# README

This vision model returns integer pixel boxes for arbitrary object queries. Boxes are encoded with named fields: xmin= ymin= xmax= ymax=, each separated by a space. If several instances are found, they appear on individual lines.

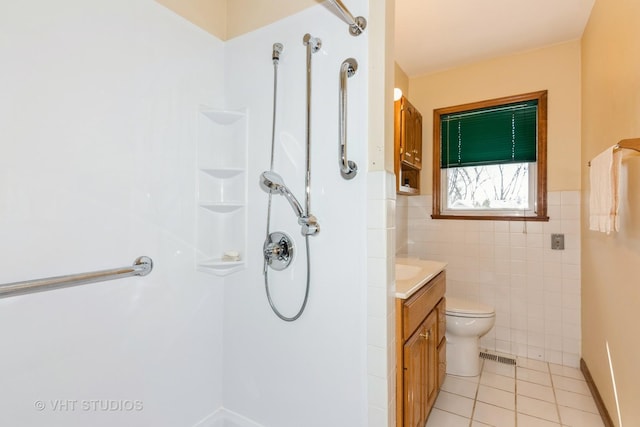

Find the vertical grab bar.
xmin=339 ymin=58 xmax=358 ymax=180
xmin=301 ymin=34 xmax=321 ymax=235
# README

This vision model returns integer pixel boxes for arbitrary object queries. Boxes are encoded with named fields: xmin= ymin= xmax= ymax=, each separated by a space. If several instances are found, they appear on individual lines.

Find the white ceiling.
xmin=395 ymin=0 xmax=596 ymax=78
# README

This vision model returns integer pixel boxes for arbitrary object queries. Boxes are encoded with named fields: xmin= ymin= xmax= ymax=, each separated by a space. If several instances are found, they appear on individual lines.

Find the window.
xmin=432 ymin=91 xmax=548 ymax=221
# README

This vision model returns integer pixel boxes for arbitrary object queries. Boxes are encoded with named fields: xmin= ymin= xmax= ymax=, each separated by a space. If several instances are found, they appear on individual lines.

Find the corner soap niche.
xmin=197 ymin=107 xmax=247 ymax=277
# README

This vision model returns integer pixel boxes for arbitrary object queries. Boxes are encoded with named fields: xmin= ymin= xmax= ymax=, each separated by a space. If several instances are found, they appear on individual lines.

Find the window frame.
xmin=432 ymin=90 xmax=549 ymax=221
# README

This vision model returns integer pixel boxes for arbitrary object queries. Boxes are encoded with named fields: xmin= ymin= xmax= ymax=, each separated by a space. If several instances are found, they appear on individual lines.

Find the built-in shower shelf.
xmin=201 ymin=168 xmax=244 ymax=179
xmin=199 ymin=202 xmax=244 ymax=213
xmin=201 ymin=109 xmax=245 ymax=125
xmin=197 ymin=106 xmax=247 ymax=277
xmin=197 ymin=259 xmax=245 ymax=276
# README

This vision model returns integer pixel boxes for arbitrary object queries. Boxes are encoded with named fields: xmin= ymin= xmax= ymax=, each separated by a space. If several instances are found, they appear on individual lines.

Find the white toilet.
xmin=445 ymin=296 xmax=496 ymax=377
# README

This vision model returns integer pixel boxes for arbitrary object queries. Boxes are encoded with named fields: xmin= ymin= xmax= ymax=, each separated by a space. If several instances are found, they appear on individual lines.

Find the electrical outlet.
xmin=551 ymin=234 xmax=565 ymax=250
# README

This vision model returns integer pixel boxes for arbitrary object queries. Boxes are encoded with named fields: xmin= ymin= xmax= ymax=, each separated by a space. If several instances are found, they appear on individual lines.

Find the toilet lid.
xmin=445 ymin=296 xmax=495 ymax=317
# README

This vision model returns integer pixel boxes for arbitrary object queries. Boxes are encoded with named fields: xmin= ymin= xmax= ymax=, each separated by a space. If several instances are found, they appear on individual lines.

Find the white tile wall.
xmin=396 ymin=191 xmax=581 ymax=367
xmin=367 ymin=171 xmax=397 ymax=426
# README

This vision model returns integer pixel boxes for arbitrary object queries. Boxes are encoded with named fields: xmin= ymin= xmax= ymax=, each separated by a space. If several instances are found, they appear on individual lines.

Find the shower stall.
xmin=0 ymin=1 xmax=389 ymax=427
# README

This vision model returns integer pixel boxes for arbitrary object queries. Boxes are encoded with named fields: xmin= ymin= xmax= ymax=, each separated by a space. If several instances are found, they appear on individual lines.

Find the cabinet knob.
xmin=420 ymin=331 xmax=430 ymax=340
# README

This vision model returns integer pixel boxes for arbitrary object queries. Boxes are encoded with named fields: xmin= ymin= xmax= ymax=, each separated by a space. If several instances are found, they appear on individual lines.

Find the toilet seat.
xmin=446 ymin=296 xmax=495 ymax=318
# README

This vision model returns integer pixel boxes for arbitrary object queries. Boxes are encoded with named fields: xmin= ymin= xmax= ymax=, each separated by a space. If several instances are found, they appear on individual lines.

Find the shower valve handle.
xmin=263 ymin=232 xmax=294 ymax=271
xmin=265 ymin=238 xmax=289 ymax=261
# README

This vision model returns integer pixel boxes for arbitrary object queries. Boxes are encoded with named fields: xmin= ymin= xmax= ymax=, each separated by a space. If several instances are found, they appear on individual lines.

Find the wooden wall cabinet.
xmin=396 ymin=271 xmax=446 ymax=427
xmin=394 ymin=96 xmax=423 ymax=195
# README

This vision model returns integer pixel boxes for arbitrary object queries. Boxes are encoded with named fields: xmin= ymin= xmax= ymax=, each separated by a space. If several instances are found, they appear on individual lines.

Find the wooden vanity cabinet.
xmin=396 ymin=271 xmax=446 ymax=427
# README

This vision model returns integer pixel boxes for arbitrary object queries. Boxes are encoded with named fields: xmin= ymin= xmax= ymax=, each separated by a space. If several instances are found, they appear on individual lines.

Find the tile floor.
xmin=426 ymin=356 xmax=605 ymax=427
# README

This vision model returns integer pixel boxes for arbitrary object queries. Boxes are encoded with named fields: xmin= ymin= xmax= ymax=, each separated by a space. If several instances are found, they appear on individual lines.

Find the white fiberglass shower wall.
xmin=0 ymin=1 xmax=225 ymax=426
xmin=0 ymin=0 xmax=373 ymax=426
xmin=221 ymin=3 xmax=370 ymax=426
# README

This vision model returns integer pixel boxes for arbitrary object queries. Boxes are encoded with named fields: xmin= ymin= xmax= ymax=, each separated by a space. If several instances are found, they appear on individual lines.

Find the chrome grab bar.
xmin=0 ymin=256 xmax=153 ymax=299
xmin=327 ymin=0 xmax=367 ymax=36
xmin=339 ymin=58 xmax=358 ymax=180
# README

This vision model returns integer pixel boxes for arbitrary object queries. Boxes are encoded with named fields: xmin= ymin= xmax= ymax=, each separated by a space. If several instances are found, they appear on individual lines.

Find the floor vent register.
xmin=479 ymin=351 xmax=516 ymax=365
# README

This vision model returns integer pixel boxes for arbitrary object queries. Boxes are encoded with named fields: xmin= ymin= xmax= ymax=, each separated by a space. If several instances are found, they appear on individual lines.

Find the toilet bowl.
xmin=445 ymin=296 xmax=495 ymax=377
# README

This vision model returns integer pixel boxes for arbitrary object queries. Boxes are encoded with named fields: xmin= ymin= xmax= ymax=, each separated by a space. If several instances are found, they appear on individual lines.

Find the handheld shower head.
xmin=260 ymin=171 xmax=304 ymax=218
xmin=261 ymin=171 xmax=284 ymax=192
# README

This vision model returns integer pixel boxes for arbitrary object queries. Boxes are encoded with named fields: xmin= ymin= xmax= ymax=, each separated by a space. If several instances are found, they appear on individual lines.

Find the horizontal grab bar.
xmin=0 ymin=256 xmax=153 ymax=299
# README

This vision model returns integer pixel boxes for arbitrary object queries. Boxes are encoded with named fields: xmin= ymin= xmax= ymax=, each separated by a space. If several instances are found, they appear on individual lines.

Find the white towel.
xmin=589 ymin=146 xmax=623 ymax=234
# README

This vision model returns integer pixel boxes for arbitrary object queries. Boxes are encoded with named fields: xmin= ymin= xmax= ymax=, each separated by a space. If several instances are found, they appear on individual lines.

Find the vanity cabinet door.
xmin=403 ymin=310 xmax=438 ymax=427
xmin=436 ymin=298 xmax=447 ymax=388
xmin=423 ymin=310 xmax=438 ymax=414
xmin=403 ymin=328 xmax=426 ymax=427
xmin=399 ymin=99 xmax=423 ymax=169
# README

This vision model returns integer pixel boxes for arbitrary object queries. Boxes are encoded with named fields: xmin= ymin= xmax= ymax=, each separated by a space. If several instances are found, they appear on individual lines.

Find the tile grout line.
xmin=468 ymin=358 xmax=483 ymax=427
xmin=549 ymin=362 xmax=563 ymax=425
xmin=514 ymin=360 xmax=518 ymax=427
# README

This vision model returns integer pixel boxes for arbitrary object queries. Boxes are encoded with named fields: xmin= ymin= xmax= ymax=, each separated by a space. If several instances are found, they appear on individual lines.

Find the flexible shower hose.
xmin=263 ymin=43 xmax=311 ymax=322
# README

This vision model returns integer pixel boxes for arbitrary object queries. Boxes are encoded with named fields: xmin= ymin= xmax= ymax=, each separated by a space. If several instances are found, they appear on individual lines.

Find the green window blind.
xmin=441 ymin=100 xmax=538 ymax=168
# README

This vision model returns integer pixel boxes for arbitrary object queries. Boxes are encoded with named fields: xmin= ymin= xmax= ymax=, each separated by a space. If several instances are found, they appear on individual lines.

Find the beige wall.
xmin=226 ymin=0 xmax=317 ymax=40
xmin=155 ymin=0 xmax=317 ymax=40
xmin=155 ymin=0 xmax=227 ymax=39
xmin=394 ymin=62 xmax=409 ymax=99
xmin=409 ymin=41 xmax=582 ymax=194
xmin=581 ymin=0 xmax=640 ymax=425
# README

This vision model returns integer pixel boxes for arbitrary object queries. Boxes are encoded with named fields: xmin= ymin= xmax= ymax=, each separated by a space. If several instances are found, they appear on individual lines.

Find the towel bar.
xmin=588 ymin=138 xmax=640 ymax=166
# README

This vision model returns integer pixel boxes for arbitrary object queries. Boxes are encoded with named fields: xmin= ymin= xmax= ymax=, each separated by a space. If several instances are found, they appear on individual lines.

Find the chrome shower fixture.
xmin=263 ymin=231 xmax=294 ymax=271
xmin=303 ymin=34 xmax=322 ymax=53
xmin=272 ymin=43 xmax=283 ymax=65
xmin=327 ymin=0 xmax=367 ymax=36
xmin=261 ymin=171 xmax=303 ymax=218
xmin=339 ymin=58 xmax=358 ymax=180
xmin=260 ymin=171 xmax=320 ymax=236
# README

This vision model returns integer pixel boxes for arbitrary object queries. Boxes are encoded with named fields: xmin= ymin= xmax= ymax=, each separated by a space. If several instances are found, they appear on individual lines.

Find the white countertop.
xmin=395 ymin=257 xmax=447 ymax=299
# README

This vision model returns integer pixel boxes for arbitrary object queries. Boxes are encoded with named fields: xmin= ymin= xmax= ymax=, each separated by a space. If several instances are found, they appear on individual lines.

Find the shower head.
xmin=260 ymin=171 xmax=304 ymax=218
xmin=261 ymin=171 xmax=284 ymax=192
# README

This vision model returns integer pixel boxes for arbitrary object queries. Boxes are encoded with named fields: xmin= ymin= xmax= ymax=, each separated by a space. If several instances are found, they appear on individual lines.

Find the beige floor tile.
xmin=551 ymin=374 xmax=591 ymax=395
xmin=425 ymin=408 xmax=470 ymax=427
xmin=558 ymin=406 xmax=605 ymax=427
xmin=548 ymin=363 xmax=584 ymax=380
xmin=483 ymin=359 xmax=516 ymax=378
xmin=441 ymin=375 xmax=479 ymax=399
xmin=516 ymin=379 xmax=555 ymax=403
xmin=517 ymin=367 xmax=552 ymax=386
xmin=517 ymin=357 xmax=550 ymax=373
xmin=555 ymin=389 xmax=598 ymax=413
xmin=480 ymin=371 xmax=515 ymax=392
xmin=517 ymin=413 xmax=562 ymax=427
xmin=477 ymin=384 xmax=515 ymax=410
xmin=434 ymin=390 xmax=475 ymax=418
xmin=473 ymin=401 xmax=516 ymax=427
xmin=517 ymin=395 xmax=560 ymax=423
